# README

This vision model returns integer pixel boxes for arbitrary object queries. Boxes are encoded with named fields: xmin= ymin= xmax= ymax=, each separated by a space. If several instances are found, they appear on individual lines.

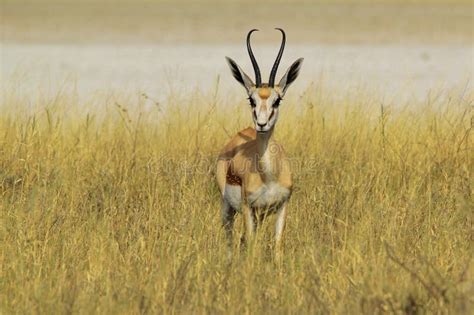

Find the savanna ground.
xmin=1 ymin=0 xmax=473 ymax=314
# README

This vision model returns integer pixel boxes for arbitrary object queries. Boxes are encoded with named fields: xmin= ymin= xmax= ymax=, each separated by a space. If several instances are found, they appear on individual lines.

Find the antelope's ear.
xmin=226 ymin=57 xmax=254 ymax=93
xmin=278 ymin=58 xmax=304 ymax=95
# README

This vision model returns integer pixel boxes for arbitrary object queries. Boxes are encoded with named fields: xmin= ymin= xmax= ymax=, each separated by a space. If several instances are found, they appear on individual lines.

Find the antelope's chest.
xmin=247 ymin=183 xmax=291 ymax=210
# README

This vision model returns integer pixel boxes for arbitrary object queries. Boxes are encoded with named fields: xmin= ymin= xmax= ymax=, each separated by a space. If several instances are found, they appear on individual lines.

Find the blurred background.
xmin=1 ymin=0 xmax=473 ymax=102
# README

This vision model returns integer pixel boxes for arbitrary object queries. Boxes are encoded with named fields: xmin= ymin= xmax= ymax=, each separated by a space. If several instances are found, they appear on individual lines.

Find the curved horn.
xmin=247 ymin=29 xmax=261 ymax=87
xmin=269 ymin=28 xmax=286 ymax=87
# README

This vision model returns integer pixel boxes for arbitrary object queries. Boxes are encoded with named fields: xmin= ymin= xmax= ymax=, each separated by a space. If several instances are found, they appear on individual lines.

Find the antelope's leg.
xmin=275 ymin=202 xmax=287 ymax=256
xmin=242 ymin=203 xmax=256 ymax=243
xmin=221 ymin=199 xmax=236 ymax=253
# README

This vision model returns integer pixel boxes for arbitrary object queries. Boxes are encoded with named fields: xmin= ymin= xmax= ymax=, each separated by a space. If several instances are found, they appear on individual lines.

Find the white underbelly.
xmin=247 ymin=183 xmax=291 ymax=210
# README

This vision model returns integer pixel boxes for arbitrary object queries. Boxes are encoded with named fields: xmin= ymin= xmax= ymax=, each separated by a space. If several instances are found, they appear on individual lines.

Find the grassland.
xmin=0 ymin=82 xmax=472 ymax=314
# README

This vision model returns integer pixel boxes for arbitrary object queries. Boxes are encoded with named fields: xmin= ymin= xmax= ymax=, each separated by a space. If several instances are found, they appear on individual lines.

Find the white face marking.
xmin=248 ymin=88 xmax=281 ymax=133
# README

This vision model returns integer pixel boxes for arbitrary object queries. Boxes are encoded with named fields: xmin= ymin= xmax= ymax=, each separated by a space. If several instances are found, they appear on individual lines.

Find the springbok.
xmin=216 ymin=28 xmax=303 ymax=257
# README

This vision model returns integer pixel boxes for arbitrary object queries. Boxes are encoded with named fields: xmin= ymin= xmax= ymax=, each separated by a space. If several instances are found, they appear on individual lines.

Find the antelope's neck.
xmin=256 ymin=128 xmax=276 ymax=182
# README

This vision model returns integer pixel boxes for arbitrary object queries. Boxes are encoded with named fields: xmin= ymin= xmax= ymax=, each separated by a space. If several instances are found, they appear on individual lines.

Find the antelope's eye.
xmin=273 ymin=97 xmax=282 ymax=108
xmin=248 ymin=97 xmax=256 ymax=107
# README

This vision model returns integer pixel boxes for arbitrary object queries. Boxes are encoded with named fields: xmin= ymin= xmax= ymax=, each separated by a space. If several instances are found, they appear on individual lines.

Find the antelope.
xmin=216 ymin=28 xmax=303 ymax=257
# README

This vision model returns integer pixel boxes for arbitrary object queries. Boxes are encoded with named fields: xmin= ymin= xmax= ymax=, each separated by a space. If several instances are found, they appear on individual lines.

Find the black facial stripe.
xmin=253 ymin=109 xmax=257 ymax=121
xmin=248 ymin=97 xmax=256 ymax=107
xmin=273 ymin=97 xmax=282 ymax=108
xmin=269 ymin=109 xmax=275 ymax=121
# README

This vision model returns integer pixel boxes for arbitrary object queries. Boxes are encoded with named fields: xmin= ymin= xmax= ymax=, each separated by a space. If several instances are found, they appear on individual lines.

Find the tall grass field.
xmin=0 ymin=83 xmax=472 ymax=314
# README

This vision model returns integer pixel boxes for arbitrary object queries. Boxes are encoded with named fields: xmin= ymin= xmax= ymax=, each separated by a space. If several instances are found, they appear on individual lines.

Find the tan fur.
xmin=217 ymin=126 xmax=292 ymax=257
xmin=217 ymin=127 xmax=292 ymax=198
xmin=216 ymin=127 xmax=256 ymax=192
xmin=258 ymin=88 xmax=271 ymax=99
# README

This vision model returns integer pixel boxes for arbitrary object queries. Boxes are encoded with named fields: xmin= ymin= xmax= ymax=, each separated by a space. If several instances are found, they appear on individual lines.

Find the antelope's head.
xmin=226 ymin=28 xmax=303 ymax=133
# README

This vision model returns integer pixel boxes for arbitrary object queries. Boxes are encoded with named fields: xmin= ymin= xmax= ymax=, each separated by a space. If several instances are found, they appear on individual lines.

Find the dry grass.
xmin=0 ymin=81 xmax=472 ymax=313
